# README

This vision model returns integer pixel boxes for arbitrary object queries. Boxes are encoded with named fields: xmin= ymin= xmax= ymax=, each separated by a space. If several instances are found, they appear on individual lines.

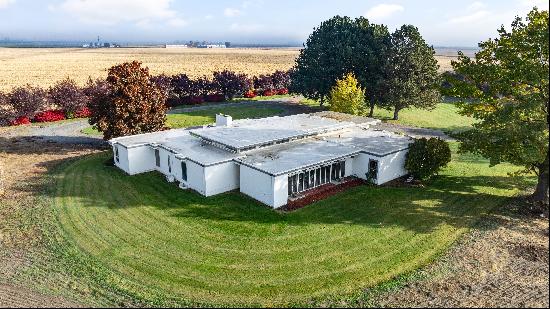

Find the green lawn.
xmin=370 ymin=103 xmax=475 ymax=133
xmin=81 ymin=105 xmax=285 ymax=136
xmin=299 ymin=98 xmax=475 ymax=134
xmin=51 ymin=143 xmax=534 ymax=307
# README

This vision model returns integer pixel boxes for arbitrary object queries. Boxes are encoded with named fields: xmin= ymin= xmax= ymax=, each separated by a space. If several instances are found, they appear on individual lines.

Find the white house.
xmin=109 ymin=113 xmax=412 ymax=208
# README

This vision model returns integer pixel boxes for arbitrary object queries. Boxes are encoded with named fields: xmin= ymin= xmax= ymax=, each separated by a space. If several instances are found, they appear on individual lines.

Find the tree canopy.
xmin=382 ymin=25 xmax=440 ymax=120
xmin=447 ymin=8 xmax=549 ymax=204
xmin=88 ymin=61 xmax=167 ymax=140
xmin=290 ymin=16 xmax=390 ymax=108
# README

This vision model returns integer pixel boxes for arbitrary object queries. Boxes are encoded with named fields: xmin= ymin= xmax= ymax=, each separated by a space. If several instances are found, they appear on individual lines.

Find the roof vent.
xmin=216 ymin=114 xmax=233 ymax=127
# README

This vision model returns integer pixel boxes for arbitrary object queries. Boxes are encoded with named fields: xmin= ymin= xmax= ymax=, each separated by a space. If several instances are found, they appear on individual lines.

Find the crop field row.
xmin=0 ymin=48 xmax=455 ymax=91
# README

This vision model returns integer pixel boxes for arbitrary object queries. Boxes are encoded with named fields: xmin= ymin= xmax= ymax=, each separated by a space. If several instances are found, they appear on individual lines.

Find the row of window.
xmin=288 ymin=160 xmax=346 ymax=195
xmin=155 ymin=149 xmax=187 ymax=181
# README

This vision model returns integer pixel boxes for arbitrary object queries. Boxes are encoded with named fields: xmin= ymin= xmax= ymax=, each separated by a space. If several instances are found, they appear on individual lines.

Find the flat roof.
xmin=189 ymin=114 xmax=355 ymax=152
xmin=161 ymin=134 xmax=243 ymax=166
xmin=109 ymin=128 xmax=190 ymax=148
xmin=237 ymin=128 xmax=412 ymax=176
xmin=110 ymin=129 xmax=240 ymax=166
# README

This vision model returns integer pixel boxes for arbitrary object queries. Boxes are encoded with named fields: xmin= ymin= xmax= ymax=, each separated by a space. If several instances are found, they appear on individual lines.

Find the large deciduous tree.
xmin=448 ymin=8 xmax=549 ymax=205
xmin=290 ymin=16 xmax=390 ymax=109
xmin=88 ymin=61 xmax=167 ymax=140
xmin=382 ymin=25 xmax=440 ymax=120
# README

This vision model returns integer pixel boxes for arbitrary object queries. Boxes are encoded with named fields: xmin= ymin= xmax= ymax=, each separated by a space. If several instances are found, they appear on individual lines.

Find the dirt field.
xmin=0 ymin=47 xmax=455 ymax=91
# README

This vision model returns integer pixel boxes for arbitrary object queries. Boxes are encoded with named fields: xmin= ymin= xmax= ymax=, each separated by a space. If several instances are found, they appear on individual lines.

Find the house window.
xmin=114 ymin=146 xmax=119 ymax=163
xmin=315 ymin=168 xmax=321 ymax=186
xmin=368 ymin=159 xmax=379 ymax=181
xmin=181 ymin=161 xmax=187 ymax=181
xmin=168 ymin=156 xmax=172 ymax=173
xmin=298 ymin=173 xmax=304 ymax=192
xmin=155 ymin=149 xmax=160 ymax=167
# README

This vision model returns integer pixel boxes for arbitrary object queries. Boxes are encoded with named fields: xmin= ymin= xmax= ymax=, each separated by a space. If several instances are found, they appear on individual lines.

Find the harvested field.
xmin=0 ymin=47 xmax=456 ymax=91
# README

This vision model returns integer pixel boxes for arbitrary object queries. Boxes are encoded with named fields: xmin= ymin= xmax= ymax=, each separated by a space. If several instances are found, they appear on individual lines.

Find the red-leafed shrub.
xmin=205 ymin=94 xmax=225 ymax=102
xmin=212 ymin=70 xmax=251 ymax=100
xmin=271 ymin=70 xmax=291 ymax=90
xmin=184 ymin=96 xmax=205 ymax=105
xmin=262 ymin=89 xmax=276 ymax=97
xmin=8 ymin=85 xmax=47 ymax=120
xmin=244 ymin=90 xmax=256 ymax=98
xmin=48 ymin=78 xmax=89 ymax=117
xmin=253 ymin=74 xmax=274 ymax=93
xmin=73 ymin=107 xmax=92 ymax=118
xmin=33 ymin=110 xmax=66 ymax=123
xmin=277 ymin=88 xmax=289 ymax=95
xmin=10 ymin=116 xmax=31 ymax=126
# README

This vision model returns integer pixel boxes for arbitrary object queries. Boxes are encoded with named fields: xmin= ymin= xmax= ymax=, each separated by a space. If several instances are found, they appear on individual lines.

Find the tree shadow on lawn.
xmin=46 ymin=152 xmax=532 ymax=235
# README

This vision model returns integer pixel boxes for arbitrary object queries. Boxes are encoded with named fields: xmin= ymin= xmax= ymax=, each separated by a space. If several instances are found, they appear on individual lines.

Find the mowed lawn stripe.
xmin=52 ymin=143 xmax=534 ymax=306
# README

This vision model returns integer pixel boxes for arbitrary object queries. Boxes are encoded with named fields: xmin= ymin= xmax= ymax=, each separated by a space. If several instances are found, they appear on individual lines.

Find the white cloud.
xmin=365 ymin=4 xmax=404 ymax=20
xmin=57 ymin=0 xmax=177 ymax=25
xmin=205 ymin=14 xmax=214 ymax=20
xmin=0 ymin=0 xmax=15 ymax=9
xmin=449 ymin=10 xmax=489 ymax=24
xmin=224 ymin=8 xmax=242 ymax=17
xmin=467 ymin=1 xmax=487 ymax=11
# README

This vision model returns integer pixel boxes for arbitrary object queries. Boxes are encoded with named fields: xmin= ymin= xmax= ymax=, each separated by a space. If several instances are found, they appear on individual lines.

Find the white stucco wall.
xmin=113 ymin=144 xmax=130 ymax=174
xmin=272 ymin=174 xmax=288 ymax=208
xmin=352 ymin=151 xmax=408 ymax=185
xmin=204 ymin=162 xmax=240 ymax=196
xmin=181 ymin=160 xmax=206 ymax=195
xmin=240 ymin=165 xmax=288 ymax=208
xmin=377 ymin=150 xmax=409 ymax=184
xmin=127 ymin=146 xmax=156 ymax=175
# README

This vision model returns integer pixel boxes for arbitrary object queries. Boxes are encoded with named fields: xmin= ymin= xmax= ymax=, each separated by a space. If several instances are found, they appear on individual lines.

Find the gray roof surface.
xmin=189 ymin=114 xmax=355 ymax=151
xmin=237 ymin=128 xmax=412 ymax=175
xmin=109 ymin=114 xmax=411 ymax=171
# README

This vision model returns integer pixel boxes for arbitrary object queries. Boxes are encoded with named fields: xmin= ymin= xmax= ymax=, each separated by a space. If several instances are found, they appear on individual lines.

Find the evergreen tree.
xmin=382 ymin=25 xmax=440 ymax=120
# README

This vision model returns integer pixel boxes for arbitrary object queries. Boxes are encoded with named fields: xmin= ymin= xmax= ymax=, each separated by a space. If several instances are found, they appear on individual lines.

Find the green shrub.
xmin=328 ymin=73 xmax=365 ymax=115
xmin=405 ymin=138 xmax=451 ymax=180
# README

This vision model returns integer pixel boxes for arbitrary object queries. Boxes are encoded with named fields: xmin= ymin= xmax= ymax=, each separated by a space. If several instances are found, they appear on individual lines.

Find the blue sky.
xmin=0 ymin=0 xmax=547 ymax=46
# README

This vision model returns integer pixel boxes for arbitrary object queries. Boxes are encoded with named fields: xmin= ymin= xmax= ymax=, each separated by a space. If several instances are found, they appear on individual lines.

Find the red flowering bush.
xmin=33 ymin=109 xmax=66 ymax=123
xmin=244 ymin=90 xmax=256 ymax=98
xmin=277 ymin=88 xmax=289 ymax=95
xmin=73 ymin=107 xmax=92 ymax=118
xmin=10 ymin=116 xmax=31 ymax=126
xmin=262 ymin=89 xmax=276 ymax=97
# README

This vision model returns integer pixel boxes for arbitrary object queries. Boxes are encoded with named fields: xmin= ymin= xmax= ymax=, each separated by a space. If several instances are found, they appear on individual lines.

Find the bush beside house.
xmin=405 ymin=137 xmax=451 ymax=180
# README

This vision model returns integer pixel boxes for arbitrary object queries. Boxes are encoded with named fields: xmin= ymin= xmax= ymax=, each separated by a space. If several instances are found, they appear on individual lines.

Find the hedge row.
xmin=0 ymin=69 xmax=292 ymax=126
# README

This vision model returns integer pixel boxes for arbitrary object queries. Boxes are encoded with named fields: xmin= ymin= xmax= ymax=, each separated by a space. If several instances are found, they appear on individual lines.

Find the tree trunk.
xmin=393 ymin=107 xmax=400 ymax=120
xmin=319 ymin=95 xmax=324 ymax=107
xmin=532 ymin=153 xmax=549 ymax=205
xmin=368 ymin=101 xmax=375 ymax=117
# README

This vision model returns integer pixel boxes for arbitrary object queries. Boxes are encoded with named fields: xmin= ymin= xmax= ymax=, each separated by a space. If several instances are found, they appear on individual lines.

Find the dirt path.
xmin=372 ymin=202 xmax=549 ymax=308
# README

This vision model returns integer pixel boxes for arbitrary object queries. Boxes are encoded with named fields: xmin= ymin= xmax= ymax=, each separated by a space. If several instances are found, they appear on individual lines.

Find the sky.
xmin=0 ymin=0 xmax=548 ymax=46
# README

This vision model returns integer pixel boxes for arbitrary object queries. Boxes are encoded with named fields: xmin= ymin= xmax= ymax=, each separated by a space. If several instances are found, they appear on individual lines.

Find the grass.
xmin=50 ymin=143 xmax=535 ymax=306
xmin=81 ymin=105 xmax=285 ymax=136
xmin=298 ymin=99 xmax=475 ymax=134
xmin=371 ymin=103 xmax=476 ymax=133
